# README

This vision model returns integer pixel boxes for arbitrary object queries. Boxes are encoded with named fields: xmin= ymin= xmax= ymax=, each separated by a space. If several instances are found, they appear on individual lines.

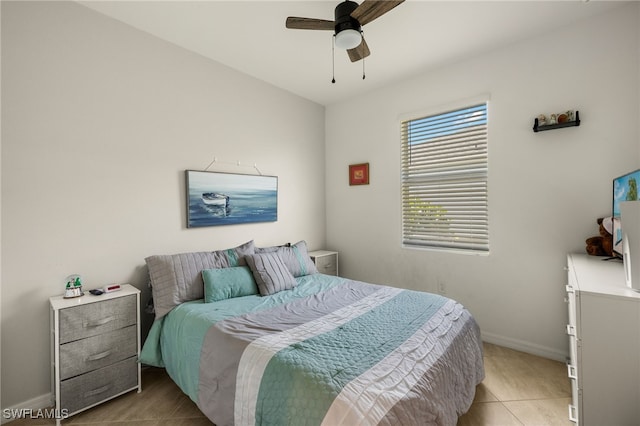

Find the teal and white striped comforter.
xmin=140 ymin=274 xmax=484 ymax=426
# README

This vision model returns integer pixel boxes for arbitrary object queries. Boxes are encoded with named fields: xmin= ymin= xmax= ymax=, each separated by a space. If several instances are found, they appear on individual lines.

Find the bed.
xmin=139 ymin=240 xmax=484 ymax=426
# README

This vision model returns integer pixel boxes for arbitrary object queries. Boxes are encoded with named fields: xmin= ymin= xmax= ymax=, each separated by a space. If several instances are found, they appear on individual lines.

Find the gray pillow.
xmin=276 ymin=240 xmax=318 ymax=277
xmin=245 ymin=252 xmax=297 ymax=296
xmin=255 ymin=242 xmax=291 ymax=253
xmin=145 ymin=240 xmax=255 ymax=319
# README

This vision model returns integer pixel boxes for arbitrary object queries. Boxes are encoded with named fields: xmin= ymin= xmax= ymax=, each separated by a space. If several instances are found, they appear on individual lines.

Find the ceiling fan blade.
xmin=347 ymin=37 xmax=370 ymax=62
xmin=351 ymin=0 xmax=405 ymax=26
xmin=286 ymin=17 xmax=335 ymax=30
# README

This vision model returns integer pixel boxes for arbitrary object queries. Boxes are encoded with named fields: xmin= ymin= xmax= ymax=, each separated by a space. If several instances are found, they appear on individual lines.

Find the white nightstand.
xmin=49 ymin=284 xmax=141 ymax=425
xmin=309 ymin=250 xmax=339 ymax=276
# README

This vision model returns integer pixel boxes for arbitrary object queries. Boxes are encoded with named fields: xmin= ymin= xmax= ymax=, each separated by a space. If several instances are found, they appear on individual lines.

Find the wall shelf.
xmin=533 ymin=110 xmax=580 ymax=132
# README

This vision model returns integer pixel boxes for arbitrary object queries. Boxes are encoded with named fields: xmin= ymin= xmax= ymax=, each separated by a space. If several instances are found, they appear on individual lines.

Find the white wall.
xmin=0 ymin=0 xmax=3 ymax=412
xmin=326 ymin=4 xmax=640 ymax=360
xmin=1 ymin=1 xmax=325 ymax=409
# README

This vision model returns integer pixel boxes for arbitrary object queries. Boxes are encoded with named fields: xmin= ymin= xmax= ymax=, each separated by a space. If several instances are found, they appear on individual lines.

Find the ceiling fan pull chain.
xmin=332 ymin=35 xmax=336 ymax=84
xmin=361 ymin=30 xmax=366 ymax=80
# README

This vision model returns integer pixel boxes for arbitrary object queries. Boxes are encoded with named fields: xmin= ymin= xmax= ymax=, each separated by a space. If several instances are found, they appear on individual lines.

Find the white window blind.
xmin=401 ymin=103 xmax=489 ymax=252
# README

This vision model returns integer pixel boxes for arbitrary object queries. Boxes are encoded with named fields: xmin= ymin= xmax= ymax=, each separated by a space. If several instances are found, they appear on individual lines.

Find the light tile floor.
xmin=7 ymin=343 xmax=571 ymax=425
xmin=458 ymin=343 xmax=572 ymax=426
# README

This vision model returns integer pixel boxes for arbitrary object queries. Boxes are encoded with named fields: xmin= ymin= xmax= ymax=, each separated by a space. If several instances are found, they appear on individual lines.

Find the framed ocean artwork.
xmin=186 ymin=170 xmax=278 ymax=228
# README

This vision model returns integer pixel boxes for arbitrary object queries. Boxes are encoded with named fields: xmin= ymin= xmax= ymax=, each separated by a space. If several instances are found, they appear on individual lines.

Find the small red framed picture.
xmin=349 ymin=163 xmax=369 ymax=186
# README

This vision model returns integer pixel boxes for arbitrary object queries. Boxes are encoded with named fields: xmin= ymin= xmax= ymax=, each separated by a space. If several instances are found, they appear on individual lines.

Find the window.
xmin=401 ymin=103 xmax=488 ymax=252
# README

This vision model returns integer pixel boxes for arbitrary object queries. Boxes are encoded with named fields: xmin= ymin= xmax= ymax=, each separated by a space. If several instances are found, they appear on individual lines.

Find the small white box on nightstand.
xmin=102 ymin=283 xmax=122 ymax=293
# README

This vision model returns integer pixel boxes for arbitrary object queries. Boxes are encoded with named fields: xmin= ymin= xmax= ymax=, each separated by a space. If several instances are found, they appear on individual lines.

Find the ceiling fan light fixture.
xmin=335 ymin=29 xmax=361 ymax=50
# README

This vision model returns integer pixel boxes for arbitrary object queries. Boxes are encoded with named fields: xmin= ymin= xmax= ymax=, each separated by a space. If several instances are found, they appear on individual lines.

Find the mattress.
xmin=140 ymin=273 xmax=484 ymax=425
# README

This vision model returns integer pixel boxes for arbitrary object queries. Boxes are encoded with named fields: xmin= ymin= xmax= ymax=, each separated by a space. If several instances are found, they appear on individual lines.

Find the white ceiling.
xmin=79 ymin=1 xmax=626 ymax=106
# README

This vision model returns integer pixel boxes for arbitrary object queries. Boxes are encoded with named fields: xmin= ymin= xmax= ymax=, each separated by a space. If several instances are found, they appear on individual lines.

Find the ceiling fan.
xmin=285 ymin=0 xmax=405 ymax=63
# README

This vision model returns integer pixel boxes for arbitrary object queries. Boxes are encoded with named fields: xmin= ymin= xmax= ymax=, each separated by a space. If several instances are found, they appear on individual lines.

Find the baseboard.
xmin=481 ymin=331 xmax=569 ymax=362
xmin=1 ymin=393 xmax=53 ymax=425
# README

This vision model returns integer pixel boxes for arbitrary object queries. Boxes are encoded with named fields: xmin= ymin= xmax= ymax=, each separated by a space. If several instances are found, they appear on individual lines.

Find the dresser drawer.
xmin=60 ymin=325 xmax=137 ymax=380
xmin=567 ymin=334 xmax=580 ymax=373
xmin=569 ymin=377 xmax=581 ymax=423
xmin=59 ymin=295 xmax=136 ymax=344
xmin=60 ymin=356 xmax=138 ymax=415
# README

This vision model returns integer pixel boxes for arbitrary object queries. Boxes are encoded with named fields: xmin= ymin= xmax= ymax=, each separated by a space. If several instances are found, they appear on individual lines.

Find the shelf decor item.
xmin=349 ymin=162 xmax=369 ymax=185
xmin=533 ymin=110 xmax=580 ymax=132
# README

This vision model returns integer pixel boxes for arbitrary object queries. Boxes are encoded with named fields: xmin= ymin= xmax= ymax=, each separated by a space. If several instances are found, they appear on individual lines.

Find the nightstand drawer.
xmin=60 ymin=357 xmax=138 ymax=415
xmin=315 ymin=255 xmax=337 ymax=275
xmin=60 ymin=325 xmax=137 ymax=380
xmin=59 ymin=295 xmax=136 ymax=344
xmin=309 ymin=250 xmax=339 ymax=276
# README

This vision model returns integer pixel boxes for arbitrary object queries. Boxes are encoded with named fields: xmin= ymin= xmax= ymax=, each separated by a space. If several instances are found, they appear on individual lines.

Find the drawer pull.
xmin=565 ymin=284 xmax=574 ymax=293
xmin=567 ymin=363 xmax=577 ymax=380
xmin=85 ymin=316 xmax=115 ymax=328
xmin=86 ymin=350 xmax=113 ymax=362
xmin=84 ymin=384 xmax=111 ymax=398
xmin=568 ymin=404 xmax=578 ymax=423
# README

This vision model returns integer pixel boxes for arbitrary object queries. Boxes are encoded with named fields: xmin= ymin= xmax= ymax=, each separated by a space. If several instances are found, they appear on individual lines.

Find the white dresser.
xmin=565 ymin=253 xmax=640 ymax=425
xmin=50 ymin=284 xmax=141 ymax=425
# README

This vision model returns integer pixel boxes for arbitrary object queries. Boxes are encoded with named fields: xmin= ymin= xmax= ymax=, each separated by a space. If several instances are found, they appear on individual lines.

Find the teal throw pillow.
xmin=202 ymin=266 xmax=258 ymax=303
